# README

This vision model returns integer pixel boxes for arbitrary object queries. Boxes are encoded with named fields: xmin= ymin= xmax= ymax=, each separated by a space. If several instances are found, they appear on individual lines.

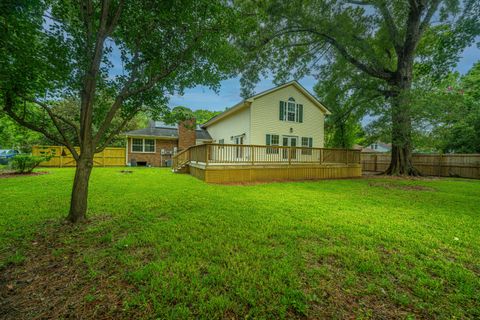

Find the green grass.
xmin=1 ymin=168 xmax=479 ymax=318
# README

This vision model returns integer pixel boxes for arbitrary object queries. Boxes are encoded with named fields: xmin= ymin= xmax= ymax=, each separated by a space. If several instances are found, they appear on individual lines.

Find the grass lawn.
xmin=0 ymin=168 xmax=479 ymax=319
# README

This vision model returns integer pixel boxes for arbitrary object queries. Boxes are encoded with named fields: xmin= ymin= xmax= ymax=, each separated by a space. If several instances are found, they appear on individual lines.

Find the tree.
xmin=424 ymin=62 xmax=480 ymax=153
xmin=161 ymin=106 xmax=222 ymax=125
xmin=236 ymin=0 xmax=479 ymax=175
xmin=193 ymin=109 xmax=222 ymax=125
xmin=313 ymin=57 xmax=382 ymax=148
xmin=1 ymin=0 xmax=238 ymax=222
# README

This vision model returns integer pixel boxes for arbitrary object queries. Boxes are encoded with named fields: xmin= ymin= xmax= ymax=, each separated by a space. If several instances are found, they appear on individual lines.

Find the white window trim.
xmin=266 ymin=134 xmax=280 ymax=154
xmin=301 ymin=137 xmax=313 ymax=148
xmin=131 ymin=138 xmax=156 ymax=153
xmin=281 ymin=99 xmax=303 ymax=123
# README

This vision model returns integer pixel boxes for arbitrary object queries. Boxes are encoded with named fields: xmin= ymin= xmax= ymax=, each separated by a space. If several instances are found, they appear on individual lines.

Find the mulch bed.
xmin=0 ymin=171 xmax=50 ymax=179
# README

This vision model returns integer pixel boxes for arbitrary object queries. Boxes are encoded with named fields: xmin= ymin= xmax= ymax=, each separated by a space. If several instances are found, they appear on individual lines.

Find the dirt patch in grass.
xmin=363 ymin=172 xmax=441 ymax=181
xmin=0 ymin=218 xmax=144 ymax=319
xmin=368 ymin=181 xmax=436 ymax=191
xmin=0 ymin=171 xmax=50 ymax=179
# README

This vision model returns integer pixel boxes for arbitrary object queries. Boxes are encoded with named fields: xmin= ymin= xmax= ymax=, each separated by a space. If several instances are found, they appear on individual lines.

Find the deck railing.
xmin=173 ymin=144 xmax=360 ymax=169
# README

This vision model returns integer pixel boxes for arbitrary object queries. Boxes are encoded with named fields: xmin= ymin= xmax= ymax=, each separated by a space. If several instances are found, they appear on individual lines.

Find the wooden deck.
xmin=173 ymin=144 xmax=362 ymax=183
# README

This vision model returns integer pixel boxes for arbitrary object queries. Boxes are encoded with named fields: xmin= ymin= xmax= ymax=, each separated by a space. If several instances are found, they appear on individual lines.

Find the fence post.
xmin=438 ymin=154 xmax=443 ymax=177
xmin=374 ymin=154 xmax=378 ymax=172
xmin=60 ymin=146 xmax=63 ymax=168
xmin=346 ymin=150 xmax=349 ymax=165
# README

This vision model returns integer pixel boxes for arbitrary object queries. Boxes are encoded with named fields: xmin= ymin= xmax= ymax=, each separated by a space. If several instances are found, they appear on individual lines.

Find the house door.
xmin=234 ymin=136 xmax=244 ymax=158
xmin=282 ymin=136 xmax=297 ymax=160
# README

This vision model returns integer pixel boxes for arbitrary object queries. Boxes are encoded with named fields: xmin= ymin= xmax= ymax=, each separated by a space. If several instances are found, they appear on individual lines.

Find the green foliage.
xmin=1 ymin=168 xmax=480 ymax=317
xmin=0 ymin=113 xmax=46 ymax=152
xmin=314 ymin=57 xmax=381 ymax=148
xmin=236 ymin=0 xmax=479 ymax=94
xmin=193 ymin=109 xmax=222 ymax=124
xmin=162 ymin=106 xmax=222 ymax=125
xmin=0 ymin=0 xmax=240 ymax=149
xmin=405 ymin=62 xmax=480 ymax=153
xmin=9 ymin=154 xmax=48 ymax=173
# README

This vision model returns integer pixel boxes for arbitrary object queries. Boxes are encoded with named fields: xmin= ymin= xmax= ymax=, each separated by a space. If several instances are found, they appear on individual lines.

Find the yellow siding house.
xmin=202 ymin=80 xmax=331 ymax=149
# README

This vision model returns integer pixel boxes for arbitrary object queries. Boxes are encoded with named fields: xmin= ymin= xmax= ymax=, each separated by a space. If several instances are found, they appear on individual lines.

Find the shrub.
xmin=10 ymin=154 xmax=49 ymax=174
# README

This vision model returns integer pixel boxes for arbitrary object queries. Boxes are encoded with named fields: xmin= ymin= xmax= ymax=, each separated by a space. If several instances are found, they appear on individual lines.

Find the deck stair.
xmin=172 ymin=147 xmax=191 ymax=173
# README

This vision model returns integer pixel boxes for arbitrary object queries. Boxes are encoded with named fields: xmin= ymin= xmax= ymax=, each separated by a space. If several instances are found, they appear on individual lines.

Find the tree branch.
xmin=79 ymin=0 xmax=111 ymax=147
xmin=419 ymin=0 xmax=441 ymax=35
xmin=93 ymin=29 xmax=209 ymax=147
xmin=23 ymin=96 xmax=81 ymax=139
xmin=319 ymin=32 xmax=393 ymax=80
xmin=95 ymin=110 xmax=138 ymax=153
xmin=347 ymin=1 xmax=401 ymax=53
xmin=261 ymin=27 xmax=393 ymax=80
xmin=18 ymin=96 xmax=79 ymax=159
xmin=3 ymin=93 xmax=79 ymax=159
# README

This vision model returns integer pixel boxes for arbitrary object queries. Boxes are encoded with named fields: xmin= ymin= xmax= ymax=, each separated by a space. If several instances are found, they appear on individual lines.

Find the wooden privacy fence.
xmin=362 ymin=152 xmax=480 ymax=179
xmin=32 ymin=145 xmax=126 ymax=167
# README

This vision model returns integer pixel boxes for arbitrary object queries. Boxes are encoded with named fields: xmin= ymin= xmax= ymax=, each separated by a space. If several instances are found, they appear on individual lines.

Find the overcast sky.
xmin=167 ymin=41 xmax=479 ymax=112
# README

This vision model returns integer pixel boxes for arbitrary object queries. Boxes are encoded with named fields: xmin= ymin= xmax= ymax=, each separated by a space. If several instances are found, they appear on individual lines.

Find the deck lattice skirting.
xmin=173 ymin=144 xmax=362 ymax=183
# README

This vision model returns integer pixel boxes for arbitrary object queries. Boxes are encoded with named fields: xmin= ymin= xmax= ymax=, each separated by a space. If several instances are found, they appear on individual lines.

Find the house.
xmin=354 ymin=142 xmax=391 ymax=153
xmin=125 ymin=80 xmax=331 ymax=167
xmin=203 ymin=80 xmax=331 ymax=148
xmin=124 ymin=120 xmax=212 ymax=167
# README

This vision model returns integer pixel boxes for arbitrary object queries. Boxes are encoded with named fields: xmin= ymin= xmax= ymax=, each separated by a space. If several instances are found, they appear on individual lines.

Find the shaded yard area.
xmin=0 ymin=168 xmax=479 ymax=319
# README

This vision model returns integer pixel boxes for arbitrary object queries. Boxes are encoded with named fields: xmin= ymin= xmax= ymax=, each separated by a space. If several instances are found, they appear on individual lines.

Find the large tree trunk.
xmin=67 ymin=154 xmax=94 ymax=223
xmin=384 ymin=67 xmax=420 ymax=176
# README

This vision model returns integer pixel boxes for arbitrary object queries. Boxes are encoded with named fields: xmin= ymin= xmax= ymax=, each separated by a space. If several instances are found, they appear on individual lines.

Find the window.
xmin=301 ymin=137 xmax=313 ymax=155
xmin=132 ymin=138 xmax=144 ymax=152
xmin=131 ymin=138 xmax=155 ymax=153
xmin=233 ymin=135 xmax=244 ymax=158
xmin=219 ymin=139 xmax=224 ymax=144
xmin=287 ymin=102 xmax=296 ymax=121
xmin=144 ymin=139 xmax=155 ymax=152
xmin=279 ymin=98 xmax=303 ymax=123
xmin=266 ymin=134 xmax=280 ymax=154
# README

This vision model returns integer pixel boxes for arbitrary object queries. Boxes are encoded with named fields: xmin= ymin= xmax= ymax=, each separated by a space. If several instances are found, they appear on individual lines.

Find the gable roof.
xmin=202 ymin=80 xmax=331 ymax=128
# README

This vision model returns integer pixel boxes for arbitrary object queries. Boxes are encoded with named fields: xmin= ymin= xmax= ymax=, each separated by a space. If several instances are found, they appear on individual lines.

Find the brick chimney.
xmin=178 ymin=118 xmax=196 ymax=150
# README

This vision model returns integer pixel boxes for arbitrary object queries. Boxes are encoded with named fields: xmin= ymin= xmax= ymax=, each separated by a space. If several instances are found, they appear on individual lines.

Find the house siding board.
xmin=250 ymin=84 xmax=325 ymax=148
xmin=127 ymin=138 xmax=177 ymax=167
xmin=206 ymin=106 xmax=251 ymax=144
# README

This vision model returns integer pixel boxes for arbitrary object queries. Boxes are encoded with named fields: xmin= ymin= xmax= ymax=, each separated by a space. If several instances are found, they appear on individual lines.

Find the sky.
xmin=168 ymin=42 xmax=480 ymax=112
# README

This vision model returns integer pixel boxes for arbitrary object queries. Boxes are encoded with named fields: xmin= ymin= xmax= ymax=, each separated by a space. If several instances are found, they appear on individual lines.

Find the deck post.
xmin=320 ymin=148 xmax=323 ymax=165
xmin=251 ymin=145 xmax=254 ymax=165
xmin=288 ymin=146 xmax=291 ymax=165
xmin=206 ymin=145 xmax=210 ymax=166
